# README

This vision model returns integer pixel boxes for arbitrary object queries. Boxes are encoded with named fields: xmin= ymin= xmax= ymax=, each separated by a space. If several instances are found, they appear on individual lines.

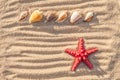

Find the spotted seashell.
xmin=18 ymin=11 xmax=29 ymax=21
xmin=29 ymin=10 xmax=43 ymax=23
xmin=45 ymin=11 xmax=57 ymax=22
xmin=56 ymin=11 xmax=68 ymax=23
xmin=70 ymin=11 xmax=81 ymax=24
xmin=83 ymin=12 xmax=94 ymax=22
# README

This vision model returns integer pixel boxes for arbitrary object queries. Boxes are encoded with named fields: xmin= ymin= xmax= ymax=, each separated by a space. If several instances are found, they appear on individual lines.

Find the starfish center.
xmin=65 ymin=38 xmax=98 ymax=71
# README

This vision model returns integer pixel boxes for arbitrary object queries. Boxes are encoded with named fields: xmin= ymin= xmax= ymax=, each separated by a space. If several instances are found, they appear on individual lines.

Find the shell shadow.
xmin=31 ymin=14 xmax=99 ymax=35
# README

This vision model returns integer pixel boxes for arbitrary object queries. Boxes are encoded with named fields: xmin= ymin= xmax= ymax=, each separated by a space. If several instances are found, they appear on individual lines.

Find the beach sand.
xmin=0 ymin=0 xmax=120 ymax=80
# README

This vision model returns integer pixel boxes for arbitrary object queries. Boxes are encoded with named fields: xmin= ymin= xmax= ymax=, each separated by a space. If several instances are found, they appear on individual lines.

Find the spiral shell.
xmin=56 ymin=11 xmax=68 ymax=23
xmin=45 ymin=11 xmax=57 ymax=22
xmin=29 ymin=10 xmax=43 ymax=23
xmin=18 ymin=11 xmax=29 ymax=21
xmin=83 ymin=12 xmax=94 ymax=22
xmin=70 ymin=11 xmax=81 ymax=24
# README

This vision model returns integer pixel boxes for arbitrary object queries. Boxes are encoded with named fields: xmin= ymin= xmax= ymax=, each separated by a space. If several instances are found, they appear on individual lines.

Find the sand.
xmin=0 ymin=0 xmax=120 ymax=80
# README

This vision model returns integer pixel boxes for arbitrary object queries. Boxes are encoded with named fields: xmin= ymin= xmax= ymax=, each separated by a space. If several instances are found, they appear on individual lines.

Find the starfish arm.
xmin=65 ymin=48 xmax=77 ymax=57
xmin=77 ymin=38 xmax=85 ymax=51
xmin=71 ymin=57 xmax=81 ymax=71
xmin=83 ymin=57 xmax=93 ymax=69
xmin=86 ymin=47 xmax=98 ymax=55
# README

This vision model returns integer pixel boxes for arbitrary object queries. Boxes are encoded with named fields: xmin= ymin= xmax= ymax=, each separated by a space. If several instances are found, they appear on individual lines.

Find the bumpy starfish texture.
xmin=65 ymin=38 xmax=98 ymax=71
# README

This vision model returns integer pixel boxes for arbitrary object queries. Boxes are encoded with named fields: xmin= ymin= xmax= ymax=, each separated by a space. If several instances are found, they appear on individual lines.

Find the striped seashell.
xmin=29 ymin=10 xmax=43 ymax=23
xmin=70 ymin=11 xmax=82 ymax=24
xmin=83 ymin=12 xmax=94 ymax=22
xmin=56 ymin=11 xmax=68 ymax=23
xmin=45 ymin=11 xmax=57 ymax=22
xmin=18 ymin=11 xmax=29 ymax=21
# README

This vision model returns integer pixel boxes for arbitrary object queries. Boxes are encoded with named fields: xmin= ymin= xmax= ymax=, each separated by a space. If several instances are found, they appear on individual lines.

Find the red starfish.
xmin=65 ymin=38 xmax=98 ymax=71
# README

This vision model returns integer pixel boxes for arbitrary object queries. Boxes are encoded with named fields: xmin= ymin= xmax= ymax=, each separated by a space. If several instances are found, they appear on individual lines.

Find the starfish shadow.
xmin=91 ymin=54 xmax=107 ymax=77
xmin=75 ymin=50 xmax=107 ymax=77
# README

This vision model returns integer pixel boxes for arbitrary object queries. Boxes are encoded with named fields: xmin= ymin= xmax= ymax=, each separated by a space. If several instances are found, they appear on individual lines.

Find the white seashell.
xmin=84 ymin=12 xmax=94 ymax=22
xmin=56 ymin=11 xmax=68 ymax=23
xmin=18 ymin=11 xmax=29 ymax=21
xmin=70 ymin=11 xmax=81 ymax=24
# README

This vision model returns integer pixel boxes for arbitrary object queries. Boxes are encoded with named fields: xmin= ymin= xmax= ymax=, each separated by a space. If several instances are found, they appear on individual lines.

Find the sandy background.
xmin=0 ymin=0 xmax=120 ymax=80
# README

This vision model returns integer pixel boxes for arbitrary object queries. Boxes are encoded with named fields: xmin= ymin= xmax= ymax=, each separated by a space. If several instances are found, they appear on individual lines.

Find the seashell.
xmin=83 ymin=12 xmax=94 ymax=22
xmin=56 ymin=11 xmax=68 ymax=23
xmin=29 ymin=10 xmax=43 ymax=23
xmin=18 ymin=11 xmax=29 ymax=21
xmin=45 ymin=11 xmax=57 ymax=22
xmin=70 ymin=11 xmax=82 ymax=24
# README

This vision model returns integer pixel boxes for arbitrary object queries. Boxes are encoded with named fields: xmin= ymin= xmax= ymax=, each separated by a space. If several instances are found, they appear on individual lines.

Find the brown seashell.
xmin=29 ymin=10 xmax=43 ymax=23
xmin=83 ymin=12 xmax=94 ymax=22
xmin=18 ymin=11 xmax=29 ymax=21
xmin=56 ymin=11 xmax=68 ymax=23
xmin=45 ymin=11 xmax=57 ymax=22
xmin=70 ymin=11 xmax=82 ymax=24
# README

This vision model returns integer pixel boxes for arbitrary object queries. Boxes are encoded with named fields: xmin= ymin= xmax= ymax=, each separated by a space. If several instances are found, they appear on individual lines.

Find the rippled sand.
xmin=0 ymin=0 xmax=120 ymax=80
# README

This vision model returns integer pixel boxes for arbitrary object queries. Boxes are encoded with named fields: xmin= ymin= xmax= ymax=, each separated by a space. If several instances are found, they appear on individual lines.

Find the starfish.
xmin=65 ymin=38 xmax=98 ymax=71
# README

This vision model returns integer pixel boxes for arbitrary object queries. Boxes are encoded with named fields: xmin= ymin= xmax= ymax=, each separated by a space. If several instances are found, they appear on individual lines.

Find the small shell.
xmin=70 ymin=11 xmax=81 ymax=24
xmin=56 ymin=11 xmax=68 ymax=23
xmin=18 ymin=11 xmax=29 ymax=21
xmin=45 ymin=11 xmax=57 ymax=22
xmin=29 ymin=10 xmax=43 ymax=23
xmin=84 ymin=12 xmax=94 ymax=22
